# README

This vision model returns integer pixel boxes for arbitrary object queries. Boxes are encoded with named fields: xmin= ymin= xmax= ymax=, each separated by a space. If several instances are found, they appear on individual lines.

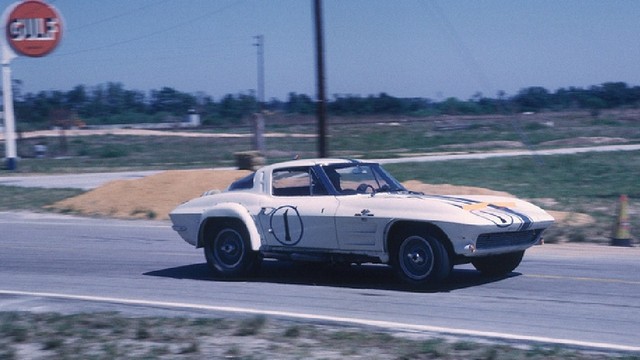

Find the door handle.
xmin=355 ymin=209 xmax=374 ymax=217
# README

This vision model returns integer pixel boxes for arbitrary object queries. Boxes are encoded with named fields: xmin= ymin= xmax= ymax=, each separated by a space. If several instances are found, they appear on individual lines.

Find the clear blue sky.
xmin=3 ymin=0 xmax=640 ymax=101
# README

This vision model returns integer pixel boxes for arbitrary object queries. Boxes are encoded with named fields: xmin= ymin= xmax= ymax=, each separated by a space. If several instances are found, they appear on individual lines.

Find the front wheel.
xmin=204 ymin=224 xmax=259 ymax=278
xmin=471 ymin=250 xmax=524 ymax=276
xmin=393 ymin=234 xmax=451 ymax=286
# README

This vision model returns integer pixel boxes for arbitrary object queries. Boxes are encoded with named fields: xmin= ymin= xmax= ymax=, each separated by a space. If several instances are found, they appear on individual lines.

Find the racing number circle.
xmin=269 ymin=206 xmax=304 ymax=246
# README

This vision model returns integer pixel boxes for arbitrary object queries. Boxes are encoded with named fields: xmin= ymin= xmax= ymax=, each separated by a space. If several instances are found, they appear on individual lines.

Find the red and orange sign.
xmin=5 ymin=0 xmax=62 ymax=57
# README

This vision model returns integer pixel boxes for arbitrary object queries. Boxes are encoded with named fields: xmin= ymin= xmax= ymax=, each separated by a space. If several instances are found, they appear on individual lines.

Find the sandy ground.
xmin=49 ymin=170 xmax=582 ymax=227
xmin=50 ymin=169 xmax=250 ymax=220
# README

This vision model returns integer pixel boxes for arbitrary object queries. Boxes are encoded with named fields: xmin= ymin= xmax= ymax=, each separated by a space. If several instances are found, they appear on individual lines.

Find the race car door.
xmin=330 ymin=164 xmax=391 ymax=251
xmin=257 ymin=167 xmax=339 ymax=249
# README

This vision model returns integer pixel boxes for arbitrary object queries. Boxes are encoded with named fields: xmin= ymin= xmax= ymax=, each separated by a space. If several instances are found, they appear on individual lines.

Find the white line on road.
xmin=0 ymin=220 xmax=167 ymax=228
xmin=1 ymin=289 xmax=638 ymax=353
xmin=525 ymin=274 xmax=640 ymax=286
xmin=0 ymin=212 xmax=169 ymax=228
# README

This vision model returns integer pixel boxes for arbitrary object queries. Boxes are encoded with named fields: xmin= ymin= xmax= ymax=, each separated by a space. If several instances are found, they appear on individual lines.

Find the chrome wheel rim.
xmin=399 ymin=236 xmax=435 ymax=281
xmin=214 ymin=229 xmax=244 ymax=269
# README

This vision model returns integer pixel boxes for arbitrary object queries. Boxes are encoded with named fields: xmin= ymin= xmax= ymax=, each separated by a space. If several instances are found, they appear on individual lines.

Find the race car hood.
xmin=338 ymin=192 xmax=555 ymax=231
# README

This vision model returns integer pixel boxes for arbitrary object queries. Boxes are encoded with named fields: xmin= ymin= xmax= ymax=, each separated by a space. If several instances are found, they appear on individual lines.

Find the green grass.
xmin=0 ymin=186 xmax=84 ymax=212
xmin=8 ymin=110 xmax=640 ymax=173
xmin=3 ymin=148 xmax=639 ymax=243
xmin=3 ymin=111 xmax=639 ymax=243
xmin=387 ymin=151 xmax=640 ymax=200
xmin=13 ymin=135 xmax=254 ymax=172
xmin=387 ymin=150 xmax=640 ymax=243
xmin=1 ymin=312 xmax=636 ymax=359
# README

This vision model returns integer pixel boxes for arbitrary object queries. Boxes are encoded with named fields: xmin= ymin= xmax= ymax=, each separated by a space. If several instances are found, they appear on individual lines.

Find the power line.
xmin=422 ymin=1 xmax=544 ymax=166
xmin=422 ymin=1 xmax=492 ymax=95
xmin=55 ymin=0 xmax=247 ymax=57
xmin=66 ymin=0 xmax=171 ymax=32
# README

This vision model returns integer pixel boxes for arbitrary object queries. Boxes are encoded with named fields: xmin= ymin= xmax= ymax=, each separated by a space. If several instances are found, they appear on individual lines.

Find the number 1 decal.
xmin=269 ymin=205 xmax=304 ymax=246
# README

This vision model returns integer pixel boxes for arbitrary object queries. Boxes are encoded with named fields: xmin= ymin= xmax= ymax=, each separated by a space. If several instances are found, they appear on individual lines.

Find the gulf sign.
xmin=5 ymin=0 xmax=62 ymax=57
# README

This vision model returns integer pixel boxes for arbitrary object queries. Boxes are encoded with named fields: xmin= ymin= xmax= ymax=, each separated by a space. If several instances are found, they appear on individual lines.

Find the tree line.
xmin=9 ymin=81 xmax=640 ymax=129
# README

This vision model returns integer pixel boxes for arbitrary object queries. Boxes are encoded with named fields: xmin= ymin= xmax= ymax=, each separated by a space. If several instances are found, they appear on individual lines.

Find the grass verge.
xmin=8 ymin=110 xmax=640 ymax=173
xmin=2 ymin=150 xmax=638 ymax=243
xmin=387 ymin=150 xmax=639 ymax=243
xmin=1 ymin=312 xmax=637 ymax=359
xmin=0 ymin=186 xmax=84 ymax=212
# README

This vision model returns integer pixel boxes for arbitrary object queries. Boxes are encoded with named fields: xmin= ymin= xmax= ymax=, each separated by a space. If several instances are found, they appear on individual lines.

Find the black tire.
xmin=393 ymin=234 xmax=451 ymax=286
xmin=204 ymin=223 xmax=259 ymax=278
xmin=471 ymin=250 xmax=524 ymax=276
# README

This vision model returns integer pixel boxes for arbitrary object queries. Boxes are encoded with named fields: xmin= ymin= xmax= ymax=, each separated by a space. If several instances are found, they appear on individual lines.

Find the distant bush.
xmin=11 ymin=81 xmax=640 ymax=130
xmin=98 ymin=144 xmax=129 ymax=158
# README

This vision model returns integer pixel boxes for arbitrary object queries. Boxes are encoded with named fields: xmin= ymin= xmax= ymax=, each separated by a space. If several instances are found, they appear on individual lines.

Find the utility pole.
xmin=253 ymin=35 xmax=265 ymax=155
xmin=254 ymin=35 xmax=265 ymax=109
xmin=313 ymin=0 xmax=328 ymax=158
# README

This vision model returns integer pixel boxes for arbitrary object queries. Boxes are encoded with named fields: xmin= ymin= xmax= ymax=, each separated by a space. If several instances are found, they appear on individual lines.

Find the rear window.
xmin=228 ymin=173 xmax=255 ymax=191
xmin=271 ymin=167 xmax=328 ymax=196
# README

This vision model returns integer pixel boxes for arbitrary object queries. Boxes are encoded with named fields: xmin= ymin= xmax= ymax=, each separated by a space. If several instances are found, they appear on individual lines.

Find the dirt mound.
xmin=51 ymin=169 xmax=250 ymax=220
xmin=50 ymin=170 xmax=590 ymax=228
xmin=546 ymin=211 xmax=594 ymax=227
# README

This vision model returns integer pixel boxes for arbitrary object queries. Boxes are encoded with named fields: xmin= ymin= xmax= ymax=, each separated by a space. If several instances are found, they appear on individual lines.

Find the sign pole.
xmin=1 ymin=0 xmax=64 ymax=171
xmin=1 ymin=27 xmax=17 ymax=170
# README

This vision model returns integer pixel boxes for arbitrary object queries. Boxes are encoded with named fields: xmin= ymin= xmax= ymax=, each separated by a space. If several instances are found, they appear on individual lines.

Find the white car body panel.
xmin=257 ymin=195 xmax=340 ymax=250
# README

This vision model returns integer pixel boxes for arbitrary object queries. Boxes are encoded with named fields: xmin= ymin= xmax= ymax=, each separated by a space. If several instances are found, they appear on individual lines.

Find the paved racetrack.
xmin=1 ymin=211 xmax=639 ymax=352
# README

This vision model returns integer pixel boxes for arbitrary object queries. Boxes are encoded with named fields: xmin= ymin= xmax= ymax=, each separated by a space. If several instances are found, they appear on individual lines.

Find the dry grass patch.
xmin=1 ymin=312 xmax=634 ymax=359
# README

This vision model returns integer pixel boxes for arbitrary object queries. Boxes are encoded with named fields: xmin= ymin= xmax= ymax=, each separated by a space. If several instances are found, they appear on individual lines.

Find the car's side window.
xmin=335 ymin=165 xmax=381 ymax=191
xmin=272 ymin=167 xmax=329 ymax=196
xmin=228 ymin=172 xmax=255 ymax=191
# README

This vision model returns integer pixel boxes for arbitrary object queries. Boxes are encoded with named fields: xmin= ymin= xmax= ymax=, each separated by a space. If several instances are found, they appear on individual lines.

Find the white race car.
xmin=170 ymin=158 xmax=554 ymax=286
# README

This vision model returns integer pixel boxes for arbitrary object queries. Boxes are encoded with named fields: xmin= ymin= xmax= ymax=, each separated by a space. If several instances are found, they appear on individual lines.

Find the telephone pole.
xmin=254 ymin=35 xmax=265 ymax=109
xmin=313 ymin=0 xmax=328 ymax=158
xmin=253 ymin=35 xmax=265 ymax=155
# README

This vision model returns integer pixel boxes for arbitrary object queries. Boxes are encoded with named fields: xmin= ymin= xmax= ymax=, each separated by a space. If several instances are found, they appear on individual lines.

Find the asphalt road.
xmin=0 ymin=170 xmax=163 ymax=190
xmin=1 ymin=211 xmax=639 ymax=352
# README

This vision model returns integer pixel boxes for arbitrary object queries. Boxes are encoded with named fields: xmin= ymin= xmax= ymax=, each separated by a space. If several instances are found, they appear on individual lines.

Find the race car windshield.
xmin=323 ymin=163 xmax=407 ymax=194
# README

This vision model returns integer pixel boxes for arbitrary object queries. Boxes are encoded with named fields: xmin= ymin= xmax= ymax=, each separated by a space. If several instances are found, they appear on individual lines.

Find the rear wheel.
xmin=393 ymin=234 xmax=451 ymax=286
xmin=204 ymin=223 xmax=259 ymax=278
xmin=471 ymin=250 xmax=524 ymax=276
